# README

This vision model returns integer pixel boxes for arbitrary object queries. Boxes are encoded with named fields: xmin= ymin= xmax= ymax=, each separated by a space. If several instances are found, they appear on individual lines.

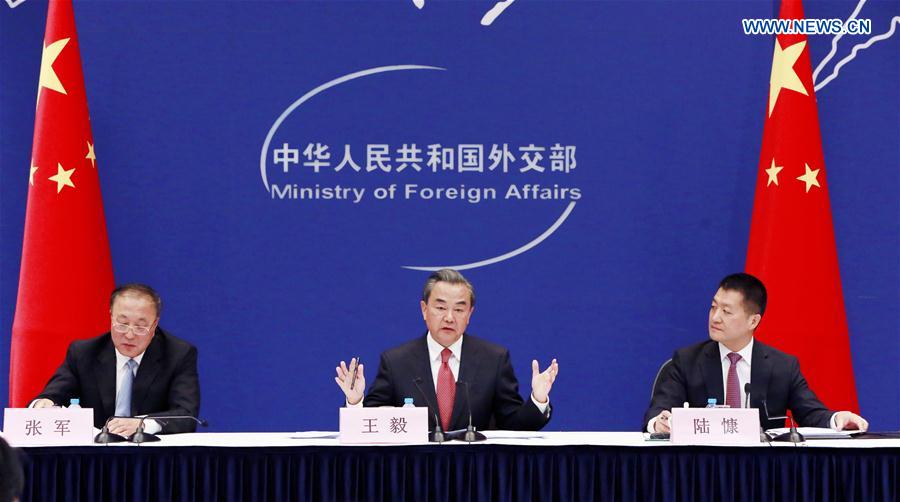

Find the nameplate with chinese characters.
xmin=3 ymin=408 xmax=95 ymax=446
xmin=670 ymin=408 xmax=760 ymax=445
xmin=339 ymin=407 xmax=429 ymax=444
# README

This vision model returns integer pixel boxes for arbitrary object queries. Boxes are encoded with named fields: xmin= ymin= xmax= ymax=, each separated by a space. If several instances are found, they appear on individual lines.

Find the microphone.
xmin=762 ymin=400 xmax=804 ymax=443
xmin=459 ymin=381 xmax=486 ymax=442
xmin=129 ymin=415 xmax=209 ymax=444
xmin=745 ymin=382 xmax=767 ymax=443
xmin=413 ymin=377 xmax=445 ymax=443
xmin=94 ymin=415 xmax=130 ymax=444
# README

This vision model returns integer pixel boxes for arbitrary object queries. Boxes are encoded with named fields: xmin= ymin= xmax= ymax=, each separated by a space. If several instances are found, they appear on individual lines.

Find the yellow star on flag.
xmin=30 ymin=163 xmax=39 ymax=186
xmin=796 ymin=163 xmax=821 ymax=193
xmin=48 ymin=163 xmax=75 ymax=193
xmin=765 ymin=159 xmax=784 ymax=187
xmin=37 ymin=37 xmax=70 ymax=107
xmin=85 ymin=141 xmax=96 ymax=168
xmin=768 ymin=39 xmax=808 ymax=117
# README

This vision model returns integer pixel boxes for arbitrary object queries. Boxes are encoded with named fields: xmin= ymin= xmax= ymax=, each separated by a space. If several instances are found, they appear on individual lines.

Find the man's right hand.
xmin=32 ymin=398 xmax=57 ymax=408
xmin=334 ymin=358 xmax=365 ymax=406
xmin=652 ymin=410 xmax=672 ymax=433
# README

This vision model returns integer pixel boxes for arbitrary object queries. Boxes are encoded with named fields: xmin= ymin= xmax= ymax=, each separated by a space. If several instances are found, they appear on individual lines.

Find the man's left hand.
xmin=834 ymin=411 xmax=868 ymax=432
xmin=531 ymin=358 xmax=559 ymax=404
xmin=107 ymin=417 xmax=143 ymax=437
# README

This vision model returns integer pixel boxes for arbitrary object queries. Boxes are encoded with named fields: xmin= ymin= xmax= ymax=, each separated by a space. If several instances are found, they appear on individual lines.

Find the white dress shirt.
xmin=718 ymin=338 xmax=753 ymax=408
xmin=114 ymin=349 xmax=161 ymax=434
xmin=114 ymin=349 xmax=144 ymax=395
xmin=425 ymin=332 xmax=463 ymax=387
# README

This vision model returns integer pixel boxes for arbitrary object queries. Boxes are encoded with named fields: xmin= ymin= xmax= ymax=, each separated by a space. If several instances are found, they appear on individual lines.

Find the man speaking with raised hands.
xmin=335 ymin=269 xmax=558 ymax=432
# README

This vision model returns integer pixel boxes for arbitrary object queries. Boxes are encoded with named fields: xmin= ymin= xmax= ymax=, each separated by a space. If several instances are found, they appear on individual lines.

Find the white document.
xmin=765 ymin=427 xmax=865 ymax=439
xmin=482 ymin=430 xmax=545 ymax=439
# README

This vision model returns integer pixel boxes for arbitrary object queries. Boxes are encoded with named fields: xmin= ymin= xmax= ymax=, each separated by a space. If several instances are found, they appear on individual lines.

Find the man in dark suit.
xmin=32 ymin=284 xmax=200 ymax=436
xmin=335 ymin=269 xmax=558 ymax=432
xmin=645 ymin=273 xmax=868 ymax=433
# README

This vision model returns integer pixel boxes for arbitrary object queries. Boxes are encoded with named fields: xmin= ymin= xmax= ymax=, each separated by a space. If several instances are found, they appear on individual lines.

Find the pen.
xmin=349 ymin=357 xmax=360 ymax=390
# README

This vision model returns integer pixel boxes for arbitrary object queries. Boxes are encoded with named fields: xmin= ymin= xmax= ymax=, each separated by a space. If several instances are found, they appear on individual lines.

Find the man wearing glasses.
xmin=31 ymin=284 xmax=200 ymax=437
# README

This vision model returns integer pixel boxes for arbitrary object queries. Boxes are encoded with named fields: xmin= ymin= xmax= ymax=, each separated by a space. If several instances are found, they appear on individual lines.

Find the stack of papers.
xmin=764 ymin=427 xmax=865 ymax=439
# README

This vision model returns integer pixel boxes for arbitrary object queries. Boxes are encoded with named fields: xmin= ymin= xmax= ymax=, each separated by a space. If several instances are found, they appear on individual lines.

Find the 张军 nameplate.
xmin=3 ymin=407 xmax=94 ymax=446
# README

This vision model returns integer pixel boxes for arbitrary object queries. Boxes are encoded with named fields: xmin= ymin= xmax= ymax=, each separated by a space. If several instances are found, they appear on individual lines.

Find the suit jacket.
xmin=643 ymin=339 xmax=833 ymax=430
xmin=364 ymin=333 xmax=551 ymax=431
xmin=35 ymin=329 xmax=201 ymax=433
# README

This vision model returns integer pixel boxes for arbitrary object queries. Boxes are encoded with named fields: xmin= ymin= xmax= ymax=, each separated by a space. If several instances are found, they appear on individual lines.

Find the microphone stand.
xmin=762 ymin=400 xmax=804 ymax=443
xmin=94 ymin=415 xmax=129 ymax=444
xmin=460 ymin=381 xmax=486 ymax=443
xmin=129 ymin=415 xmax=209 ymax=444
xmin=745 ymin=383 xmax=767 ymax=443
xmin=413 ymin=377 xmax=445 ymax=443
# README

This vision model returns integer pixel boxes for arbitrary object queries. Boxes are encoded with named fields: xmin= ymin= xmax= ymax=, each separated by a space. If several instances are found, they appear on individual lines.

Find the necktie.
xmin=726 ymin=352 xmax=743 ymax=408
xmin=115 ymin=359 xmax=138 ymax=417
xmin=436 ymin=348 xmax=456 ymax=431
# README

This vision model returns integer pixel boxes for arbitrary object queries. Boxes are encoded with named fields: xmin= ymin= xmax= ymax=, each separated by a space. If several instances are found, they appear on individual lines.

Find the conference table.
xmin=17 ymin=431 xmax=899 ymax=501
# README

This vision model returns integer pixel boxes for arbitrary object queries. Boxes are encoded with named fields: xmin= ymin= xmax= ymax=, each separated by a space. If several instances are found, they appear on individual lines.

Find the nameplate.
xmin=670 ymin=407 xmax=760 ymax=445
xmin=3 ymin=408 xmax=95 ymax=446
xmin=339 ymin=407 xmax=429 ymax=444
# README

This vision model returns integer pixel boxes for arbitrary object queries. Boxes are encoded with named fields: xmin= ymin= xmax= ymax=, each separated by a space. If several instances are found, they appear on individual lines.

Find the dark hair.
xmin=110 ymin=283 xmax=162 ymax=318
xmin=422 ymin=269 xmax=475 ymax=307
xmin=0 ymin=436 xmax=24 ymax=502
xmin=718 ymin=273 xmax=767 ymax=316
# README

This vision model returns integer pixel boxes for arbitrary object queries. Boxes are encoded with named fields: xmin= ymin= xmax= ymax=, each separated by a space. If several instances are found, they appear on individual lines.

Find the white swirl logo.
xmin=259 ymin=65 xmax=578 ymax=271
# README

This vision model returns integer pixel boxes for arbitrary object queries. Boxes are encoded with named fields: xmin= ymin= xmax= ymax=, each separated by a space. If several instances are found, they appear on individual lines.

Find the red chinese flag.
xmin=745 ymin=0 xmax=858 ymax=413
xmin=9 ymin=0 xmax=114 ymax=408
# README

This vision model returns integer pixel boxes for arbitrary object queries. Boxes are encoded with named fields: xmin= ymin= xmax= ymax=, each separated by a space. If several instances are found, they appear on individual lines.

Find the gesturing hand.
xmin=335 ymin=358 xmax=365 ymax=405
xmin=531 ymin=358 xmax=559 ymax=404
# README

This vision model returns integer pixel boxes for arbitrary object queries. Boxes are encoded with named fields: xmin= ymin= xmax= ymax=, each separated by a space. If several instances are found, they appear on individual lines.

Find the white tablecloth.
xmin=86 ymin=431 xmax=900 ymax=449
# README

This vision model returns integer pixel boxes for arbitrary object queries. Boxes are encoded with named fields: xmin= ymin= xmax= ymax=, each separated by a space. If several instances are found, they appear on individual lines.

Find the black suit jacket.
xmin=364 ymin=333 xmax=551 ymax=431
xmin=35 ymin=329 xmax=201 ymax=433
xmin=643 ymin=339 xmax=833 ymax=430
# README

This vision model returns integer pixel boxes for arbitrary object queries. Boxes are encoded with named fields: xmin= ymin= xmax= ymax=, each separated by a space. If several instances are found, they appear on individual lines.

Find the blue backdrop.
xmin=1 ymin=0 xmax=897 ymax=432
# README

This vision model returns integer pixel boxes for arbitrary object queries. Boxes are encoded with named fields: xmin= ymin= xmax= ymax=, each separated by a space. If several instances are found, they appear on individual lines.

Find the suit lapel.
xmin=702 ymin=342 xmax=725 ymax=404
xmin=95 ymin=338 xmax=117 ymax=418
xmin=450 ymin=335 xmax=481 ymax=430
xmin=412 ymin=336 xmax=438 ymax=412
xmin=131 ymin=331 xmax=164 ymax=415
xmin=749 ymin=339 xmax=772 ymax=409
